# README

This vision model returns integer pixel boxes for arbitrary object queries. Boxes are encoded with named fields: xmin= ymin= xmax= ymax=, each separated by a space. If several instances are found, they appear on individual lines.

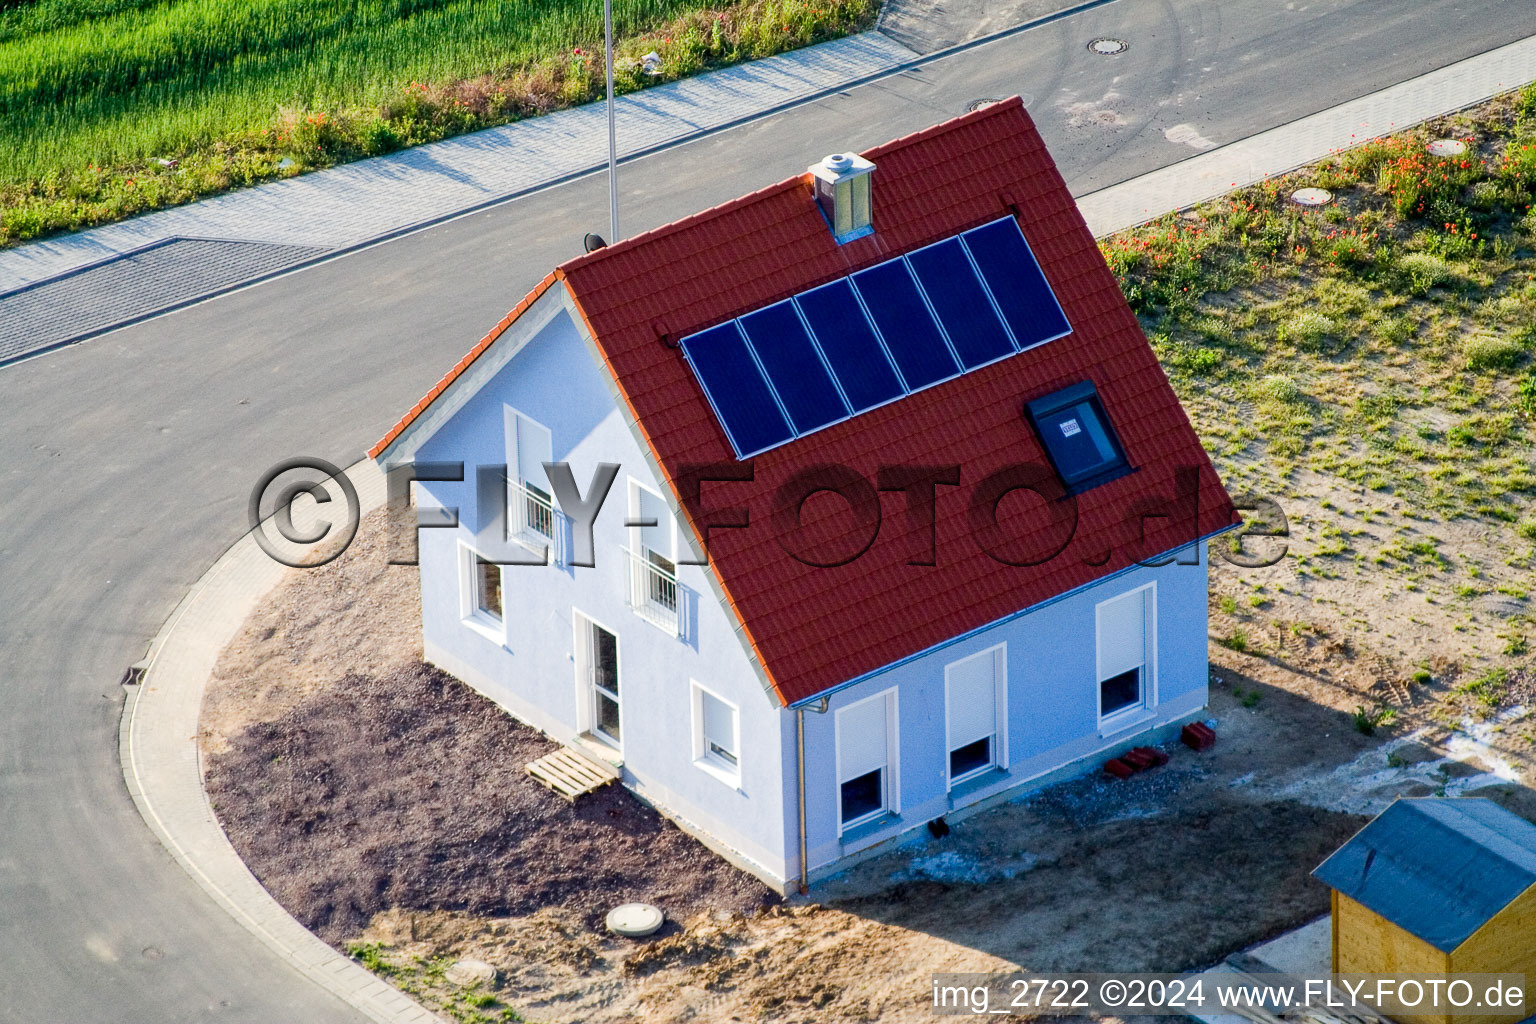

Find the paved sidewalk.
xmin=117 ymin=460 xmax=431 ymax=1024
xmin=0 ymin=32 xmax=915 ymax=296
xmin=1076 ymin=31 xmax=1536 ymax=235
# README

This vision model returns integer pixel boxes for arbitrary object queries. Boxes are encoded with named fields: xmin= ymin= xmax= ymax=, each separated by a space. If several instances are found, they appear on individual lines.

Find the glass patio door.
xmin=587 ymin=620 xmax=620 ymax=745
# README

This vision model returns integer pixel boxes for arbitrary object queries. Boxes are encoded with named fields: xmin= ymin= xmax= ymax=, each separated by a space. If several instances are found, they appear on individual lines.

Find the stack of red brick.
xmin=1103 ymin=746 xmax=1170 ymax=780
xmin=1103 ymin=723 xmax=1215 ymax=780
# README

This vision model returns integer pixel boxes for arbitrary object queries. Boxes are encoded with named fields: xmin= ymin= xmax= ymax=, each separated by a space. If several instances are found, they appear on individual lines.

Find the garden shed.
xmin=1312 ymin=797 xmax=1536 ymax=1024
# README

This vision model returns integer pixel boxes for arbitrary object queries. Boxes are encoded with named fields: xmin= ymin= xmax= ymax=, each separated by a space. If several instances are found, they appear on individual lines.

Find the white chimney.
xmin=809 ymin=152 xmax=874 ymax=243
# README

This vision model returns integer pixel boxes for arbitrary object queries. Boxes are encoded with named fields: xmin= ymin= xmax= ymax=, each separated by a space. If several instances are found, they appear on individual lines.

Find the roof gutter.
xmin=786 ymin=523 xmax=1242 ymax=710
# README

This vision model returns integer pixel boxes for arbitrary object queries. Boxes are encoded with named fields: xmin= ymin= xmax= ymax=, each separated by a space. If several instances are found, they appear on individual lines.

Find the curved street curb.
xmin=115 ymin=459 xmax=444 ymax=1024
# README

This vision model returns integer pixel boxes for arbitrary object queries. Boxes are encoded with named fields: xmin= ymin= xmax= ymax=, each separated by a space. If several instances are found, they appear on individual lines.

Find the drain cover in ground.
xmin=1290 ymin=187 xmax=1333 ymax=207
xmin=1427 ymin=138 xmax=1467 ymax=156
xmin=606 ymin=902 xmax=664 ymax=937
xmin=444 ymin=958 xmax=498 ymax=988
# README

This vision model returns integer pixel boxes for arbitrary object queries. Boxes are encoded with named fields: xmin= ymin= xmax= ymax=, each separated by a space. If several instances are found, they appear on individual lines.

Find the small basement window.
xmin=1025 ymin=381 xmax=1131 ymax=493
xmin=474 ymin=554 xmax=503 ymax=621
xmin=692 ymin=682 xmax=740 ymax=785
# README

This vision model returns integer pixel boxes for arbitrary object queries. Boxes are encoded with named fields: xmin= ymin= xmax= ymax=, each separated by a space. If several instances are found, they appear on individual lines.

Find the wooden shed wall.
xmin=1333 ymin=891 xmax=1451 ymax=1024
xmin=1448 ymin=881 xmax=1536 ymax=1024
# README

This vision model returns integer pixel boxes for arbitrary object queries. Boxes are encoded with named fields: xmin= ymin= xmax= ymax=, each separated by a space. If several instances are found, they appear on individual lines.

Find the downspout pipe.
xmin=797 ymin=706 xmax=808 ymax=895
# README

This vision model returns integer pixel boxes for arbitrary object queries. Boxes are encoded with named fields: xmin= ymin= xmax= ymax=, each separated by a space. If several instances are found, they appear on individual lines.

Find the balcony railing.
xmin=512 ymin=480 xmax=555 ymax=541
xmin=625 ymin=548 xmax=679 ymax=636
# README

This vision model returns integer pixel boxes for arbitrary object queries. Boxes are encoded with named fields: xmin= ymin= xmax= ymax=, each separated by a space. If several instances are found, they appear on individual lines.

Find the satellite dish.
xmin=584 ymin=233 xmax=608 ymax=253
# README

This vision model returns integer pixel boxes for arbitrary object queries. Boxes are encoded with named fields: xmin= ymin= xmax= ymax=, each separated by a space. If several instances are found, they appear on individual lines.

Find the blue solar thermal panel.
xmin=794 ymin=280 xmax=904 ymax=411
xmin=849 ymin=260 xmax=960 ymax=390
xmin=739 ymin=301 xmax=849 ymax=434
xmin=962 ymin=218 xmax=1071 ymax=347
xmin=681 ymin=322 xmax=793 ymax=456
xmin=905 ymin=238 xmax=1015 ymax=368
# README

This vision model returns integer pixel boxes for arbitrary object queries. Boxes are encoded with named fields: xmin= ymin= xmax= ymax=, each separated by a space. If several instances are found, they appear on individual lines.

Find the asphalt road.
xmin=3 ymin=2 xmax=1534 ymax=1021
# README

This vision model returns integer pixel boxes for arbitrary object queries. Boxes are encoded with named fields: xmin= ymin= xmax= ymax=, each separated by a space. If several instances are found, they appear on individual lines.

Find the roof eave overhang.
xmin=785 ymin=521 xmax=1243 ymax=709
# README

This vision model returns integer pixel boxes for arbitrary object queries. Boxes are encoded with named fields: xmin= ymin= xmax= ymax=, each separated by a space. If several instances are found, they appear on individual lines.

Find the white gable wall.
xmin=406 ymin=305 xmax=797 ymax=885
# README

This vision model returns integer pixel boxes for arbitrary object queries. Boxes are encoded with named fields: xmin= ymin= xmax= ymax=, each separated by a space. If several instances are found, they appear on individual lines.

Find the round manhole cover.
xmin=444 ymin=958 xmax=499 ymax=988
xmin=1290 ymin=187 xmax=1333 ymax=207
xmin=1088 ymin=38 xmax=1128 ymax=55
xmin=606 ymin=902 xmax=665 ymax=937
xmin=966 ymin=97 xmax=1001 ymax=112
xmin=1427 ymin=138 xmax=1467 ymax=157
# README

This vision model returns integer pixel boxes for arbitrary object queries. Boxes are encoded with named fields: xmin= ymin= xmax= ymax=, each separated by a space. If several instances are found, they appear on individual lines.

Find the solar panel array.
xmin=680 ymin=216 xmax=1072 ymax=458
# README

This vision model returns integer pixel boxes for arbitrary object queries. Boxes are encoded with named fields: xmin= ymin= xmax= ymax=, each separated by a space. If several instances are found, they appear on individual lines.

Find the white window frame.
xmin=457 ymin=541 xmax=506 ymax=645
xmin=625 ymin=477 xmax=681 ymax=636
xmin=1095 ymin=581 xmax=1158 ymax=733
xmin=690 ymin=681 xmax=741 ymax=788
xmin=572 ymin=608 xmax=622 ymax=752
xmin=834 ymin=687 xmax=900 ymax=833
xmin=943 ymin=643 xmax=1008 ymax=790
xmin=505 ymin=404 xmax=555 ymax=557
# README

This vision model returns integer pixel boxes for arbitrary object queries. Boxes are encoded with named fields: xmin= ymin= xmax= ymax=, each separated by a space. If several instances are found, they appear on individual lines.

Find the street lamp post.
xmin=604 ymin=0 xmax=618 ymax=242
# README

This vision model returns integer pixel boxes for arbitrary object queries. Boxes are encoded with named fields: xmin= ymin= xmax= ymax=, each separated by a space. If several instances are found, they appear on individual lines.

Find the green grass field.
xmin=0 ymin=0 xmax=875 ymax=245
xmin=2 ymin=0 xmax=700 ymax=183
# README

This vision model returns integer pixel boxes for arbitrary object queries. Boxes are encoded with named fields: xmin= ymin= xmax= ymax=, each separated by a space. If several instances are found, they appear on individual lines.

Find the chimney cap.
xmin=810 ymin=151 xmax=874 ymax=184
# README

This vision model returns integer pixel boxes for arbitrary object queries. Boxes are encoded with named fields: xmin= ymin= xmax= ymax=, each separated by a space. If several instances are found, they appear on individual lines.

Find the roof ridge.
xmin=557 ymin=95 xmax=1028 ymax=277
xmin=864 ymin=94 xmax=1025 ymax=160
xmin=558 ymin=176 xmax=809 ymax=275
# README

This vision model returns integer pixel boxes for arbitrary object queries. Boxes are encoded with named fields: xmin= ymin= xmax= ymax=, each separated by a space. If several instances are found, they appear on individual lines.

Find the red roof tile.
xmin=375 ymin=98 xmax=1236 ymax=706
xmin=558 ymin=98 xmax=1235 ymax=704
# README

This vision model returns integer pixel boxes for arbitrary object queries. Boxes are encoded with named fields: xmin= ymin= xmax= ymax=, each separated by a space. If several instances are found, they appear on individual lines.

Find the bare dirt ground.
xmin=205 ymin=661 xmax=776 ymax=944
xmin=195 ymin=510 xmax=1528 ymax=1024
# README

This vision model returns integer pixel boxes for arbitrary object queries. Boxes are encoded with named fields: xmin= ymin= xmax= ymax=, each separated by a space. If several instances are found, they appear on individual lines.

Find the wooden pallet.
xmin=525 ymin=746 xmax=620 ymax=802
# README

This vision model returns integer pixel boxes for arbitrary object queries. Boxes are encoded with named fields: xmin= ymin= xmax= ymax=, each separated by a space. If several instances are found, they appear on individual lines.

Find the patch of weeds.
xmin=1464 ymin=334 xmax=1527 ymax=371
xmin=345 ymin=941 xmax=398 ymax=978
xmin=1399 ymin=252 xmax=1455 ymax=295
xmin=1456 ymin=667 xmax=1509 ymax=716
xmin=1219 ymin=595 xmax=1239 ymax=615
xmin=1276 ymin=310 xmax=1337 ymax=351
xmin=1412 ymin=668 xmax=1434 ymax=686
xmin=1218 ymin=631 xmax=1250 ymax=653
xmin=1232 ymin=685 xmax=1263 ymax=708
xmin=1352 ymin=704 xmax=1397 ymax=735
xmin=1504 ymin=634 xmax=1529 ymax=657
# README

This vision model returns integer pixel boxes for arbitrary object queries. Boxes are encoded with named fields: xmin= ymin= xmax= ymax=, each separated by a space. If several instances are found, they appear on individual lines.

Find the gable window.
xmin=1025 ymin=381 xmax=1131 ymax=493
xmin=504 ymin=405 xmax=554 ymax=548
xmin=691 ymin=682 xmax=740 ymax=785
xmin=626 ymin=480 xmax=680 ymax=636
xmin=836 ymin=690 xmax=898 ymax=831
xmin=1097 ymin=584 xmax=1156 ymax=727
xmin=945 ymin=645 xmax=1006 ymax=786
xmin=458 ymin=543 xmax=505 ymax=644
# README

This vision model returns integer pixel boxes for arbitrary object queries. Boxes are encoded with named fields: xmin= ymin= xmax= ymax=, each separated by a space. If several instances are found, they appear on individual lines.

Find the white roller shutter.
xmin=837 ymin=695 xmax=889 ymax=782
xmin=946 ymin=650 xmax=997 ymax=750
xmin=505 ymin=406 xmax=552 ymax=493
xmin=701 ymin=691 xmax=736 ymax=755
xmin=636 ymin=486 xmax=675 ymax=561
xmin=1097 ymin=589 xmax=1147 ymax=681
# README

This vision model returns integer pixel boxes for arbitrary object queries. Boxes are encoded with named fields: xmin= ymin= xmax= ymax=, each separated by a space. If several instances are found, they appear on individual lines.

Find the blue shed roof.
xmin=1313 ymin=798 xmax=1536 ymax=952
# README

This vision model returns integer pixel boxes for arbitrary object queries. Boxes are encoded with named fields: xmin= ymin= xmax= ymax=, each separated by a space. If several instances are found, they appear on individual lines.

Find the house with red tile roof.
xmin=371 ymin=98 xmax=1237 ymax=891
